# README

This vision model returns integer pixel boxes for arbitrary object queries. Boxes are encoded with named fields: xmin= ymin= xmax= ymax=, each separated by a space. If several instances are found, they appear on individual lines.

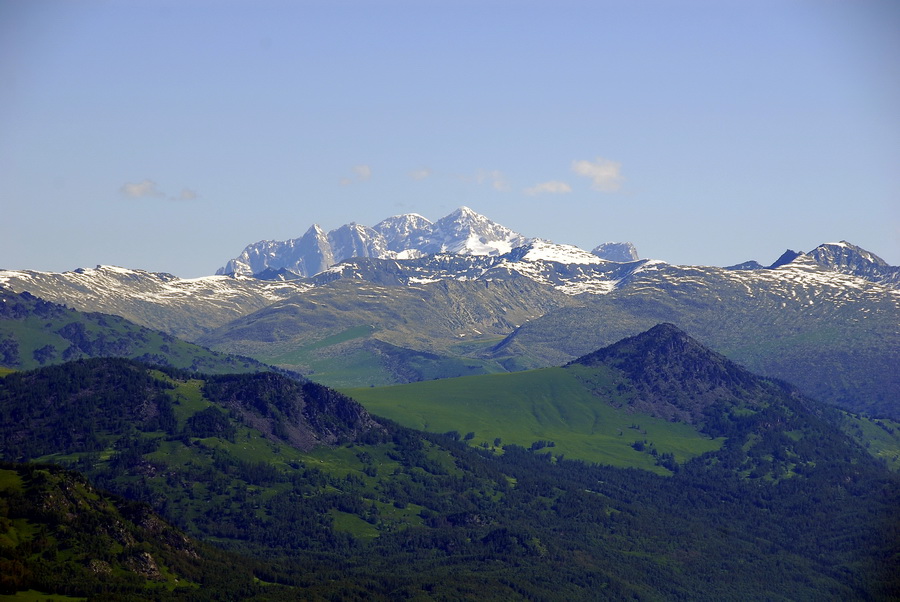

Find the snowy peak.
xmin=215 ymin=225 xmax=334 ymax=278
xmin=724 ymin=241 xmax=900 ymax=288
xmin=805 ymin=241 xmax=900 ymax=287
xmin=328 ymin=223 xmax=388 ymax=262
xmin=809 ymin=241 xmax=889 ymax=269
xmin=513 ymin=240 xmax=604 ymax=264
xmin=373 ymin=213 xmax=433 ymax=252
xmin=423 ymin=206 xmax=530 ymax=256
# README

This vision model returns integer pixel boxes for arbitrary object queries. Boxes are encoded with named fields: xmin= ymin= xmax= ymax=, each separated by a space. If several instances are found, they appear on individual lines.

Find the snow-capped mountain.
xmin=217 ymin=222 xmax=391 ymax=279
xmin=328 ymin=223 xmax=391 ymax=263
xmin=372 ymin=213 xmax=433 ymax=253
xmin=805 ymin=241 xmax=900 ymax=287
xmin=415 ymin=206 xmax=530 ymax=255
xmin=217 ymin=207 xmax=532 ymax=278
xmin=217 ymin=225 xmax=334 ymax=278
xmin=726 ymin=241 xmax=900 ymax=289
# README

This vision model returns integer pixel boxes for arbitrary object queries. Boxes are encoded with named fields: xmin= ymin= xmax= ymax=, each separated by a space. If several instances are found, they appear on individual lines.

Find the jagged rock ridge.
xmin=727 ymin=241 xmax=900 ymax=287
xmin=217 ymin=207 xmax=534 ymax=278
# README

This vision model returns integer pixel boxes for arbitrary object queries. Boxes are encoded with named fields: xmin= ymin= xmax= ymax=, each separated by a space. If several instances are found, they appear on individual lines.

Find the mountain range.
xmin=217 ymin=207 xmax=537 ymax=278
xmin=1 ymin=207 xmax=898 ymax=421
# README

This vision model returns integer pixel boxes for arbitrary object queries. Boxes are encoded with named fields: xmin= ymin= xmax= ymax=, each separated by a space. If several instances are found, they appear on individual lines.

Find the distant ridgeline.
xmin=0 ymin=289 xmax=270 ymax=374
xmin=4 ymin=223 xmax=896 ymax=420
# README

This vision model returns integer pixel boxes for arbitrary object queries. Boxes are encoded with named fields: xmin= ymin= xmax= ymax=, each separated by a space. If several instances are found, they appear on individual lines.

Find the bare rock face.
xmin=591 ymin=242 xmax=639 ymax=262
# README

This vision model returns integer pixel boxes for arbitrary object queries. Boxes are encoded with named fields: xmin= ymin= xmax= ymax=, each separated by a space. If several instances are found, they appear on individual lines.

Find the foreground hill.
xmin=0 ymin=461 xmax=266 ymax=599
xmin=0 ymin=349 xmax=897 ymax=599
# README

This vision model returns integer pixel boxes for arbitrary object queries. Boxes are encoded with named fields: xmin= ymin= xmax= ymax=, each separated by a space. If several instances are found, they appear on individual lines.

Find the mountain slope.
xmin=568 ymin=323 xmax=771 ymax=423
xmin=806 ymin=240 xmax=900 ymax=287
xmin=3 ymin=225 xmax=897 ymax=419
xmin=0 ymin=266 xmax=312 ymax=341
xmin=311 ymin=240 xmax=646 ymax=295
xmin=198 ymin=277 xmax=576 ymax=386
xmin=0 ymin=289 xmax=268 ymax=374
xmin=347 ymin=324 xmax=859 ymax=474
xmin=0 ymin=357 xmax=379 ymax=461
xmin=491 ymin=259 xmax=900 ymax=418
xmin=0 ymin=461 xmax=261 ymax=599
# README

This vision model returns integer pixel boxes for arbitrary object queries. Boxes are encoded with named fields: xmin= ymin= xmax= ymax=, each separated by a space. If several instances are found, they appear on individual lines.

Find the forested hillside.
xmin=0 ymin=353 xmax=897 ymax=600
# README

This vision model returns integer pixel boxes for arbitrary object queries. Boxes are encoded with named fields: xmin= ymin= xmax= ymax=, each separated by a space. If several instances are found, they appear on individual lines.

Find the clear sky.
xmin=2 ymin=0 xmax=898 ymax=277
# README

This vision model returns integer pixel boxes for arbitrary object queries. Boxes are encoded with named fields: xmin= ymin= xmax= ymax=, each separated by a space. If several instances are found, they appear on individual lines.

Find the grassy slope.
xmin=198 ymin=278 xmax=572 ymax=387
xmin=0 ymin=299 xmax=265 ymax=375
xmin=345 ymin=367 xmax=723 ymax=473
xmin=841 ymin=413 xmax=900 ymax=471
xmin=253 ymin=325 xmax=509 ymax=388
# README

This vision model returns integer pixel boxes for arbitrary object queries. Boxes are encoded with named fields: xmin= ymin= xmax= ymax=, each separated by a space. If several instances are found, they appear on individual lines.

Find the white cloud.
xmin=120 ymin=179 xmax=164 ymax=199
xmin=340 ymin=164 xmax=373 ymax=185
xmin=572 ymin=157 xmax=623 ymax=192
xmin=120 ymin=180 xmax=199 ymax=201
xmin=524 ymin=180 xmax=572 ymax=196
xmin=409 ymin=168 xmax=432 ymax=180
xmin=178 ymin=188 xmax=199 ymax=201
xmin=353 ymin=164 xmax=372 ymax=180
xmin=476 ymin=169 xmax=509 ymax=192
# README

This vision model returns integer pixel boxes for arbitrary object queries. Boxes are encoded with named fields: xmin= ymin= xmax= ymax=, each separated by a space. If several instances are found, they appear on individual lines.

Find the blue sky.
xmin=1 ymin=0 xmax=898 ymax=277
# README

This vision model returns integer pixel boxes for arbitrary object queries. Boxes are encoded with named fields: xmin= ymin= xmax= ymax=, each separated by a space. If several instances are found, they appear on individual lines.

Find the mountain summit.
xmin=805 ymin=241 xmax=900 ymax=287
xmin=568 ymin=323 xmax=767 ymax=424
xmin=418 ymin=206 xmax=530 ymax=255
xmin=217 ymin=207 xmax=532 ymax=278
xmin=728 ymin=241 xmax=900 ymax=288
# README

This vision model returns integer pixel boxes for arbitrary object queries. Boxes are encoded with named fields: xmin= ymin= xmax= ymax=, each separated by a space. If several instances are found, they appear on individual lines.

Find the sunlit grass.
xmin=345 ymin=367 xmax=723 ymax=473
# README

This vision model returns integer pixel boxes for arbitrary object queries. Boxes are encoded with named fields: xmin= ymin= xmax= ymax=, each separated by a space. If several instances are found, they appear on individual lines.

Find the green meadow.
xmin=345 ymin=366 xmax=723 ymax=473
